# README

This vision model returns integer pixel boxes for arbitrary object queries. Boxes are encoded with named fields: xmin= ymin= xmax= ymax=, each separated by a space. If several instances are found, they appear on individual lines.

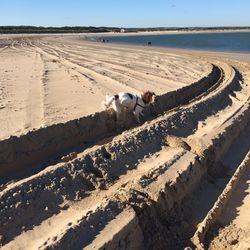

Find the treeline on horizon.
xmin=0 ymin=26 xmax=119 ymax=34
xmin=0 ymin=25 xmax=250 ymax=34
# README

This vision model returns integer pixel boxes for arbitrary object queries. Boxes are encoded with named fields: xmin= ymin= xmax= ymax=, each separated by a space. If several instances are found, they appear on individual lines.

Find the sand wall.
xmin=0 ymin=65 xmax=220 ymax=178
xmin=191 ymin=151 xmax=250 ymax=249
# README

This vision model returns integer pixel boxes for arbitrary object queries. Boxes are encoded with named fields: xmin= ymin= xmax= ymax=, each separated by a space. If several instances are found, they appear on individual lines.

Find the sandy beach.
xmin=0 ymin=35 xmax=212 ymax=139
xmin=0 ymin=34 xmax=250 ymax=249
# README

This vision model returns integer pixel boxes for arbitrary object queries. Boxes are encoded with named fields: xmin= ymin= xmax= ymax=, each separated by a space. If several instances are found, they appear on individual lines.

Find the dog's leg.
xmin=133 ymin=110 xmax=141 ymax=123
xmin=113 ymin=99 xmax=122 ymax=120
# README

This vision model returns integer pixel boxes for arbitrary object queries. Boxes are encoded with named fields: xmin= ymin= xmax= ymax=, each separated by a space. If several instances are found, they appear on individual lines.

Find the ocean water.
xmin=97 ymin=32 xmax=250 ymax=53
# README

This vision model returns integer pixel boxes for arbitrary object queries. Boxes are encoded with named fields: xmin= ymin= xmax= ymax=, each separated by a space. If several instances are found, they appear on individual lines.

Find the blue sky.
xmin=0 ymin=0 xmax=250 ymax=27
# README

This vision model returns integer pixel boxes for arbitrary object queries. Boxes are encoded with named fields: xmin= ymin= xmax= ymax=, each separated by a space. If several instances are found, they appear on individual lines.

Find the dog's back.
xmin=118 ymin=92 xmax=137 ymax=111
xmin=102 ymin=92 xmax=136 ymax=110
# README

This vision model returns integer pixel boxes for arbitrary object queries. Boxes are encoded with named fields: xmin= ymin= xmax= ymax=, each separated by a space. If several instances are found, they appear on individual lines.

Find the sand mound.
xmin=164 ymin=135 xmax=191 ymax=151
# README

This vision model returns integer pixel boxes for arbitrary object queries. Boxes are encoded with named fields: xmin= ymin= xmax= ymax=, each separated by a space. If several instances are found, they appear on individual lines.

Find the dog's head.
xmin=142 ymin=91 xmax=156 ymax=104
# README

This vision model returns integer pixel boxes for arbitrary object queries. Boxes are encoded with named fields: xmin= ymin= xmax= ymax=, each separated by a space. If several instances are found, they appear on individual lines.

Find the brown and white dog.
xmin=102 ymin=91 xmax=156 ymax=122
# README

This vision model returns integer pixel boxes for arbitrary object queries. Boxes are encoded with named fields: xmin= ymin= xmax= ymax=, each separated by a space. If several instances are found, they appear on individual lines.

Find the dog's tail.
xmin=101 ymin=94 xmax=118 ymax=110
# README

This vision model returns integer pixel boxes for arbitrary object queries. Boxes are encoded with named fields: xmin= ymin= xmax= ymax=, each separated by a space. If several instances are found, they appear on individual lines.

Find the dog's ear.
xmin=142 ymin=91 xmax=156 ymax=104
xmin=148 ymin=91 xmax=156 ymax=101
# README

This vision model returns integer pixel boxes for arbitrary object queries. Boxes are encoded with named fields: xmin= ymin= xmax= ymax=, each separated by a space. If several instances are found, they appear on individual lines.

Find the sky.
xmin=0 ymin=0 xmax=250 ymax=28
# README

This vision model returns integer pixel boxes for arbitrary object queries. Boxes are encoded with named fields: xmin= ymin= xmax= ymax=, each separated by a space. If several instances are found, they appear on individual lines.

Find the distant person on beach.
xmin=148 ymin=41 xmax=151 ymax=46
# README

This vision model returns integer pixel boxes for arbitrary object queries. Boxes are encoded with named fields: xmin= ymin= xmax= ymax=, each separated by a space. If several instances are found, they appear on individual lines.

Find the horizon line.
xmin=1 ymin=25 xmax=250 ymax=29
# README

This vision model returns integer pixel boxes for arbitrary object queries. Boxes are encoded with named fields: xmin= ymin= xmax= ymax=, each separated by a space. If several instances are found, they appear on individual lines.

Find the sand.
xmin=0 ymin=35 xmax=211 ymax=139
xmin=0 ymin=34 xmax=250 ymax=249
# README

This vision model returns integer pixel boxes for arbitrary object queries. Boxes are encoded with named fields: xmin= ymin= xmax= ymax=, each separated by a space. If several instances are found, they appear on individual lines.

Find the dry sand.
xmin=0 ymin=35 xmax=211 ymax=139
xmin=0 ymin=34 xmax=250 ymax=249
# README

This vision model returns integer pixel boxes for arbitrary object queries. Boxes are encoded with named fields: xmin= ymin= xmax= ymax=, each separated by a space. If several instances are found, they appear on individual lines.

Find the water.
xmin=97 ymin=32 xmax=250 ymax=53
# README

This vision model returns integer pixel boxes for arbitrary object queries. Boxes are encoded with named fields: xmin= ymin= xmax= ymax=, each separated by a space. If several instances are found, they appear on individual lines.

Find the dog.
xmin=102 ymin=91 xmax=156 ymax=122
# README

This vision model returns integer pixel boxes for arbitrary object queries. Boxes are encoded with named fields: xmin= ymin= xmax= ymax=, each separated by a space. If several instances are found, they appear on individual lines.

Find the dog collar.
xmin=133 ymin=96 xmax=145 ymax=111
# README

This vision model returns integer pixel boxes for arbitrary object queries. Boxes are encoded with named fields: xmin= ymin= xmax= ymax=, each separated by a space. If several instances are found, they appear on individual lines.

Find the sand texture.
xmin=0 ymin=35 xmax=250 ymax=250
xmin=0 ymin=36 xmax=210 ymax=140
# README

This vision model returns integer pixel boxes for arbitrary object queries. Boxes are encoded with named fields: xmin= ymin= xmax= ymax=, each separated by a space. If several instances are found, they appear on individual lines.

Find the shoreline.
xmin=80 ymin=30 xmax=250 ymax=57
xmin=87 ymin=39 xmax=250 ymax=60
xmin=2 ymin=31 xmax=249 ymax=58
xmin=72 ymin=35 xmax=250 ymax=63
